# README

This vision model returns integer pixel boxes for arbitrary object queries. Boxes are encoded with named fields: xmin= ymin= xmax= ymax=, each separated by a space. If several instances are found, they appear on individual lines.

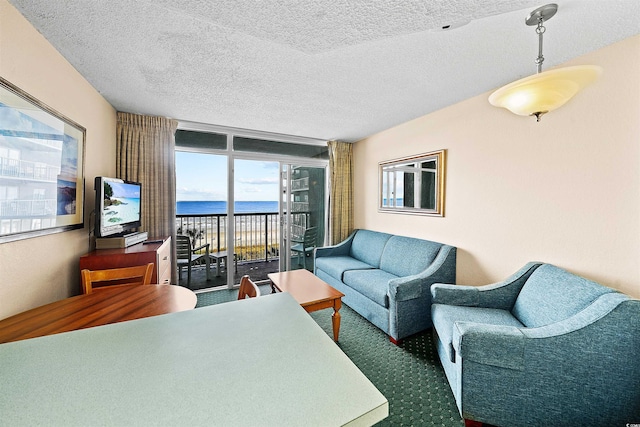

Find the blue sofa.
xmin=431 ymin=262 xmax=640 ymax=426
xmin=314 ymin=229 xmax=456 ymax=343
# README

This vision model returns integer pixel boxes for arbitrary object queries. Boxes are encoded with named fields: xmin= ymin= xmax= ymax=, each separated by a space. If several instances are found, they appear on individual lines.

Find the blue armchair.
xmin=431 ymin=262 xmax=640 ymax=426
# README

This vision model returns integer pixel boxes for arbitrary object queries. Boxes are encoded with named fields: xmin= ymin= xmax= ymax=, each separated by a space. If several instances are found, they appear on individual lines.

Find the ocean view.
xmin=177 ymin=200 xmax=278 ymax=215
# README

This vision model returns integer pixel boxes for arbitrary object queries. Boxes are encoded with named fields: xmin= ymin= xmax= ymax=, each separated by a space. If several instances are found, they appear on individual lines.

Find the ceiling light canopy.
xmin=489 ymin=4 xmax=602 ymax=121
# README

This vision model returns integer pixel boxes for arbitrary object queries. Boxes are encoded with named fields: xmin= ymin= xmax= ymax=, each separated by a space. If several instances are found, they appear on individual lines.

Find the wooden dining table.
xmin=0 ymin=284 xmax=197 ymax=344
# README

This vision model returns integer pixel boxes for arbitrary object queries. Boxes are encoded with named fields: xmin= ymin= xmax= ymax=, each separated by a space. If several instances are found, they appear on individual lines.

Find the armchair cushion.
xmin=512 ymin=264 xmax=616 ymax=327
xmin=432 ymin=304 xmax=524 ymax=362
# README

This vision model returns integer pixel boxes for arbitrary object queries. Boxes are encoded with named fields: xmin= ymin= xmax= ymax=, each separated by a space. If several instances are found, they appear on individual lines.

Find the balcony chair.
xmin=81 ymin=263 xmax=154 ymax=294
xmin=238 ymin=275 xmax=261 ymax=300
xmin=176 ymin=234 xmax=210 ymax=287
xmin=291 ymin=227 xmax=317 ymax=270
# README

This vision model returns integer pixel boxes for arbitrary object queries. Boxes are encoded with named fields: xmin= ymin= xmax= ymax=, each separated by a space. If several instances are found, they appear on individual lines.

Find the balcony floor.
xmin=177 ymin=257 xmax=313 ymax=291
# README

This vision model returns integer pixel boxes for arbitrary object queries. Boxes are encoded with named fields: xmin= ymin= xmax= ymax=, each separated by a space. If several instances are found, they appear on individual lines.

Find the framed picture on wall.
xmin=0 ymin=76 xmax=86 ymax=243
xmin=379 ymin=149 xmax=446 ymax=216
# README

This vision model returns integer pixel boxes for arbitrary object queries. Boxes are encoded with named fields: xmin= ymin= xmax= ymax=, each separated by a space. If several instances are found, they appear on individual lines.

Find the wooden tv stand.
xmin=79 ymin=236 xmax=172 ymax=285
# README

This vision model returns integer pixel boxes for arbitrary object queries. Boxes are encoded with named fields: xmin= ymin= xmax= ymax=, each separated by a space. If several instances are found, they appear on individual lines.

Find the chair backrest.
xmin=81 ymin=263 xmax=154 ymax=294
xmin=238 ymin=275 xmax=261 ymax=300
xmin=303 ymin=227 xmax=318 ymax=249
xmin=176 ymin=234 xmax=192 ymax=259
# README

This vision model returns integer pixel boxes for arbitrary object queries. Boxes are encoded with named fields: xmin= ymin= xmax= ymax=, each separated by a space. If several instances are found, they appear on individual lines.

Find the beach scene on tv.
xmin=102 ymin=181 xmax=140 ymax=226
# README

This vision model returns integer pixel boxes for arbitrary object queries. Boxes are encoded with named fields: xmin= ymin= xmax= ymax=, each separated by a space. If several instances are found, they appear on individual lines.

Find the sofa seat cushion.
xmin=315 ymin=256 xmax=374 ymax=281
xmin=342 ymin=269 xmax=398 ymax=308
xmin=432 ymin=304 xmax=524 ymax=363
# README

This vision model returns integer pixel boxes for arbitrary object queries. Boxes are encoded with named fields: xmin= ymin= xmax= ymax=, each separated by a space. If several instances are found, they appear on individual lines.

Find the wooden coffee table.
xmin=268 ymin=269 xmax=344 ymax=342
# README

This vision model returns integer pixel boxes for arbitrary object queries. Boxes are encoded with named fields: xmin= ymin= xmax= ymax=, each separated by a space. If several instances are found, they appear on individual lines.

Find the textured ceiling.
xmin=8 ymin=0 xmax=640 ymax=142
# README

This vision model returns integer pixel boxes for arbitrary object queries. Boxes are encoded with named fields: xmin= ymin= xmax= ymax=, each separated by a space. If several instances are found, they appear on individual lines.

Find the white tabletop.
xmin=0 ymin=292 xmax=387 ymax=426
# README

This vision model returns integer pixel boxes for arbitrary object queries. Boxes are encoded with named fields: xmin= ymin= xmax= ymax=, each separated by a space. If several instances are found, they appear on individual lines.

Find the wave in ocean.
xmin=177 ymin=201 xmax=278 ymax=215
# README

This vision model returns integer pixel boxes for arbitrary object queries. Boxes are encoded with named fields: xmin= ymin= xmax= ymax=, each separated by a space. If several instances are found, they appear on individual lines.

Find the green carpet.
xmin=196 ymin=287 xmax=464 ymax=426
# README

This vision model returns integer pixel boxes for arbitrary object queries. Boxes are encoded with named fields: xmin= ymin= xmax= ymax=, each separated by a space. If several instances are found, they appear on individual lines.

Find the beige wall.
xmin=354 ymin=35 xmax=640 ymax=299
xmin=0 ymin=0 xmax=117 ymax=319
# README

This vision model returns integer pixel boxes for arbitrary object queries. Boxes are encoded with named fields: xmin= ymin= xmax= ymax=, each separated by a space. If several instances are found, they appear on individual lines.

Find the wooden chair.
xmin=176 ymin=234 xmax=210 ymax=286
xmin=81 ymin=263 xmax=154 ymax=294
xmin=237 ymin=275 xmax=261 ymax=300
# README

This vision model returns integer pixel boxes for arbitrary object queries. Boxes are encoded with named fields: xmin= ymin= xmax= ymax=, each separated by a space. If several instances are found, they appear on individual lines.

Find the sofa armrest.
xmin=453 ymin=322 xmax=525 ymax=370
xmin=454 ymin=294 xmax=637 ymax=370
xmin=388 ymin=274 xmax=428 ymax=301
xmin=314 ymin=230 xmax=357 ymax=259
xmin=431 ymin=262 xmax=543 ymax=309
xmin=522 ymin=292 xmax=635 ymax=339
xmin=431 ymin=284 xmax=480 ymax=305
xmin=388 ymin=245 xmax=456 ymax=302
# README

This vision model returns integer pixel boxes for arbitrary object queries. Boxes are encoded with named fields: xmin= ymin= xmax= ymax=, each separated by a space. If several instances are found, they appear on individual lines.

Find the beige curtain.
xmin=116 ymin=112 xmax=178 ymax=282
xmin=327 ymin=140 xmax=354 ymax=245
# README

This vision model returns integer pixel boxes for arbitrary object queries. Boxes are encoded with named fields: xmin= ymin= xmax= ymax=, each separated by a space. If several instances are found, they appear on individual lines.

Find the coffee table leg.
xmin=332 ymin=299 xmax=342 ymax=342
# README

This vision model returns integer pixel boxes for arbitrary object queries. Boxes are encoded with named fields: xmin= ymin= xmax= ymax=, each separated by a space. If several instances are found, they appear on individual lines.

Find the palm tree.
xmin=177 ymin=227 xmax=204 ymax=248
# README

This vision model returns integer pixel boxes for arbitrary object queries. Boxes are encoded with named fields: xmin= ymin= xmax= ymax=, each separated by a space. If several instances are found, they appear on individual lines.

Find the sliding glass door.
xmin=280 ymin=163 xmax=326 ymax=272
xmin=175 ymin=150 xmax=228 ymax=290
xmin=176 ymin=127 xmax=328 ymax=290
xmin=232 ymin=158 xmax=280 ymax=284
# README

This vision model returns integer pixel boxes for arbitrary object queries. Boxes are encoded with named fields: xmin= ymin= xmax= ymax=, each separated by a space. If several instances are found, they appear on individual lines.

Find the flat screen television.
xmin=94 ymin=176 xmax=142 ymax=238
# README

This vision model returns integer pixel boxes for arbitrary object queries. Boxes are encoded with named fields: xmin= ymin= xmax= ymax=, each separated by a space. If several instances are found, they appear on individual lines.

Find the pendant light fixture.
xmin=488 ymin=3 xmax=602 ymax=121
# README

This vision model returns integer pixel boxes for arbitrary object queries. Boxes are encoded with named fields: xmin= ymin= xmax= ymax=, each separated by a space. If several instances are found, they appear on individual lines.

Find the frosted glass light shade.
xmin=489 ymin=65 xmax=602 ymax=119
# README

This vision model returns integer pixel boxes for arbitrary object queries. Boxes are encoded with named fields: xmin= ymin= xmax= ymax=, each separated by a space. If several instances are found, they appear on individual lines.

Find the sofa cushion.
xmin=512 ymin=264 xmax=616 ymax=328
xmin=343 ymin=269 xmax=399 ymax=308
xmin=380 ymin=236 xmax=442 ymax=277
xmin=432 ymin=303 xmax=524 ymax=363
xmin=315 ymin=255 xmax=374 ymax=281
xmin=349 ymin=230 xmax=393 ymax=268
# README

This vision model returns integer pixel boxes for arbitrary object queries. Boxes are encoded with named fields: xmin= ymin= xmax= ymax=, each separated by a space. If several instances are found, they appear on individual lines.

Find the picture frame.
xmin=0 ymin=76 xmax=86 ymax=243
xmin=379 ymin=149 xmax=446 ymax=216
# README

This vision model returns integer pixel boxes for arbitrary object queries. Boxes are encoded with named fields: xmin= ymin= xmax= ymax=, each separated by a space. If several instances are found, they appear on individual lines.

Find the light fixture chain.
xmin=535 ymin=20 xmax=546 ymax=73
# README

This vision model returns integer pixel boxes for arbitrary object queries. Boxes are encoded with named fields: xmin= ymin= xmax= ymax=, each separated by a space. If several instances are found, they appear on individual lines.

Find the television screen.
xmin=95 ymin=177 xmax=142 ymax=237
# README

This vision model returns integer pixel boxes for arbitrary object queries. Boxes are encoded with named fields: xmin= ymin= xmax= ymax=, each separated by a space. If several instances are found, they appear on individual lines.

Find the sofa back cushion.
xmin=349 ymin=230 xmax=393 ymax=268
xmin=379 ymin=236 xmax=442 ymax=277
xmin=512 ymin=264 xmax=616 ymax=328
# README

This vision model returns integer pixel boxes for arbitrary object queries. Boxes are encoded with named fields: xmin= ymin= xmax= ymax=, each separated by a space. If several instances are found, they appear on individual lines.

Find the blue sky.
xmin=175 ymin=152 xmax=279 ymax=201
xmin=109 ymin=181 xmax=140 ymax=199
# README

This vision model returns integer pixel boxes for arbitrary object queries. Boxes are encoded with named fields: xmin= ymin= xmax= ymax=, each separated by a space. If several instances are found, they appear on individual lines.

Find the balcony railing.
xmin=0 ymin=157 xmax=60 ymax=181
xmin=176 ymin=212 xmax=280 ymax=263
xmin=0 ymin=199 xmax=57 ymax=217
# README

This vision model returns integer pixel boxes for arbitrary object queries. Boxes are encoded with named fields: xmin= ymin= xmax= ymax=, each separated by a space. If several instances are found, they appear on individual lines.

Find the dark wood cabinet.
xmin=79 ymin=237 xmax=172 ymax=285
